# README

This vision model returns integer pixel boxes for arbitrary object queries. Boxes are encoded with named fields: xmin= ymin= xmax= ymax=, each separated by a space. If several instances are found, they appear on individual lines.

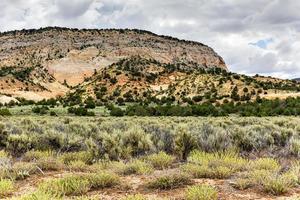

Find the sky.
xmin=1 ymin=0 xmax=300 ymax=79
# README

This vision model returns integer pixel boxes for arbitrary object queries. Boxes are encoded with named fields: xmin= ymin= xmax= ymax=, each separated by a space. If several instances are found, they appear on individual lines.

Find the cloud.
xmin=0 ymin=0 xmax=300 ymax=79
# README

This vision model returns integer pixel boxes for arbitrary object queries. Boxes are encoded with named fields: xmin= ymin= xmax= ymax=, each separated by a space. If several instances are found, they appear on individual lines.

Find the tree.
xmin=110 ymin=107 xmax=124 ymax=117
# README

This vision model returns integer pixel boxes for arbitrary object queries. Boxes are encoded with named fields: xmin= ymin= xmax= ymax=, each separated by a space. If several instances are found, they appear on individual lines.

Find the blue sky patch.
xmin=249 ymin=38 xmax=274 ymax=49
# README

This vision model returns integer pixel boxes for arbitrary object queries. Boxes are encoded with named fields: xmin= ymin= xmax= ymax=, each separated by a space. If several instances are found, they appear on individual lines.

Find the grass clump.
xmin=249 ymin=158 xmax=280 ymax=171
xmin=68 ymin=160 xmax=88 ymax=172
xmin=23 ymin=150 xmax=54 ymax=162
xmin=0 ymin=179 xmax=14 ymax=197
xmin=36 ymin=157 xmax=64 ymax=171
xmin=183 ymin=150 xmax=247 ymax=179
xmin=145 ymin=152 xmax=174 ymax=169
xmin=38 ymin=175 xmax=90 ymax=197
xmin=121 ymin=160 xmax=154 ymax=175
xmin=13 ymin=191 xmax=60 ymax=200
xmin=59 ymin=151 xmax=94 ymax=165
xmin=147 ymin=173 xmax=192 ymax=190
xmin=86 ymin=172 xmax=120 ymax=189
xmin=89 ymin=161 xmax=126 ymax=174
xmin=121 ymin=194 xmax=147 ymax=200
xmin=11 ymin=162 xmax=38 ymax=180
xmin=38 ymin=172 xmax=119 ymax=197
xmin=262 ymin=175 xmax=291 ymax=195
xmin=0 ymin=150 xmax=9 ymax=159
xmin=231 ymin=178 xmax=253 ymax=190
xmin=185 ymin=184 xmax=218 ymax=200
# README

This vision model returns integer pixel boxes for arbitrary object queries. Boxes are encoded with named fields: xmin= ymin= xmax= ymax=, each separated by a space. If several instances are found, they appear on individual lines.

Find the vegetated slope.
xmin=68 ymin=55 xmax=300 ymax=105
xmin=0 ymin=27 xmax=225 ymax=101
xmin=0 ymin=27 xmax=300 ymax=104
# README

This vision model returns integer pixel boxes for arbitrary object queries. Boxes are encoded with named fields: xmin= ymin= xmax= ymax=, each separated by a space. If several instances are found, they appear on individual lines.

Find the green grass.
xmin=185 ymin=185 xmax=218 ymax=200
xmin=183 ymin=150 xmax=247 ymax=179
xmin=121 ymin=160 xmax=154 ymax=175
xmin=121 ymin=194 xmax=147 ymax=200
xmin=86 ymin=172 xmax=120 ymax=189
xmin=147 ymin=173 xmax=192 ymax=190
xmin=0 ymin=179 xmax=14 ymax=197
xmin=38 ymin=175 xmax=90 ymax=197
xmin=38 ymin=172 xmax=119 ymax=197
xmin=12 ymin=191 xmax=60 ymax=200
xmin=145 ymin=152 xmax=175 ymax=169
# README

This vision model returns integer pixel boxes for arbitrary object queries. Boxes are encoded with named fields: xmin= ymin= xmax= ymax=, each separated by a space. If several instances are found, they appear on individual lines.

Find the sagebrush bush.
xmin=121 ymin=126 xmax=153 ymax=157
xmin=289 ymin=136 xmax=300 ymax=157
xmin=6 ymin=134 xmax=36 ymax=155
xmin=175 ymin=126 xmax=196 ymax=160
xmin=3 ymin=116 xmax=300 ymax=158
xmin=196 ymin=124 xmax=232 ymax=152
xmin=185 ymin=184 xmax=218 ymax=200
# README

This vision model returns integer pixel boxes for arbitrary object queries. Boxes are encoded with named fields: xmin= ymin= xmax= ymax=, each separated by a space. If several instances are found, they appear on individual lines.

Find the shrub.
xmin=110 ymin=107 xmax=124 ymax=117
xmin=0 ymin=179 xmax=14 ymax=197
xmin=175 ymin=126 xmax=195 ymax=160
xmin=145 ymin=152 xmax=174 ymax=169
xmin=196 ymin=124 xmax=232 ymax=152
xmin=32 ymin=106 xmax=49 ymax=115
xmin=185 ymin=185 xmax=218 ymax=200
xmin=0 ymin=109 xmax=11 ymax=116
xmin=289 ymin=137 xmax=300 ymax=156
xmin=147 ymin=173 xmax=192 ymax=190
xmin=121 ymin=127 xmax=153 ymax=157
xmin=50 ymin=111 xmax=57 ymax=116
xmin=6 ymin=134 xmax=36 ymax=155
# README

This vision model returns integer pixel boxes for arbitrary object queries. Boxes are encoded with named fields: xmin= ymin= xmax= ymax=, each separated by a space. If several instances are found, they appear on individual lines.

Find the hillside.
xmin=0 ymin=27 xmax=300 ymax=105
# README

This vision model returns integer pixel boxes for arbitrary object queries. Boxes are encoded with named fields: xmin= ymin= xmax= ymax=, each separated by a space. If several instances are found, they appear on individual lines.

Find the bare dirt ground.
xmin=6 ymin=170 xmax=300 ymax=200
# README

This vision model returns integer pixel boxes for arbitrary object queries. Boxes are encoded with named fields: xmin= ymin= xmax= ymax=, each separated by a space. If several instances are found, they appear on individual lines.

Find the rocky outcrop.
xmin=0 ymin=27 xmax=227 ymax=100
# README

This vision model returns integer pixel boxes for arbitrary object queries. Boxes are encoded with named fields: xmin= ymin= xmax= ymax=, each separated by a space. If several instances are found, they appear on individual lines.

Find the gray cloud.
xmin=0 ymin=0 xmax=300 ymax=79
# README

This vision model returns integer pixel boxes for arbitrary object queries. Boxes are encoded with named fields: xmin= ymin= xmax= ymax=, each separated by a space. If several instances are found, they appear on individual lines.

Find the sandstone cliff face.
xmin=0 ymin=27 xmax=227 ymax=101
